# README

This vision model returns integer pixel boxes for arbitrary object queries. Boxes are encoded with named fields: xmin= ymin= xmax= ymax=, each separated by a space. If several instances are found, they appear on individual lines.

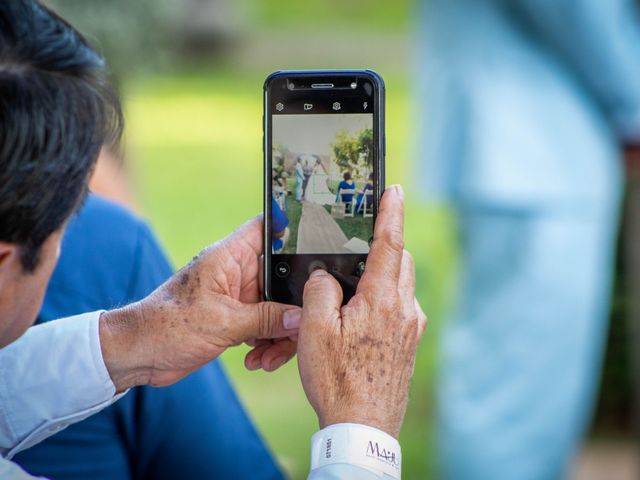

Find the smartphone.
xmin=263 ymin=70 xmax=385 ymax=306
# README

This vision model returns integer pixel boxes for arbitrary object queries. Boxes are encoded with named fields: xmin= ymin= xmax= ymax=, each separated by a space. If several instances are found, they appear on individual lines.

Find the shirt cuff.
xmin=310 ymin=423 xmax=401 ymax=479
xmin=0 ymin=311 xmax=126 ymax=458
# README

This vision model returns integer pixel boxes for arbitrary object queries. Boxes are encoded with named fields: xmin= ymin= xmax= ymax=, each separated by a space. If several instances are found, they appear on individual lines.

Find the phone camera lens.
xmin=350 ymin=82 xmax=357 ymax=89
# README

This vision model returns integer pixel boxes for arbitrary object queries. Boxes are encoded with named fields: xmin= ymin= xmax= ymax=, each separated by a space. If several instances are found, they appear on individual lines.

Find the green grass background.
xmin=125 ymin=69 xmax=457 ymax=479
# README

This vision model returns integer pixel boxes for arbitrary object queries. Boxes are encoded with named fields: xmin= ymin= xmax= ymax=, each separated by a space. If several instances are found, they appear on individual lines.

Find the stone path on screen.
xmin=297 ymin=201 xmax=349 ymax=253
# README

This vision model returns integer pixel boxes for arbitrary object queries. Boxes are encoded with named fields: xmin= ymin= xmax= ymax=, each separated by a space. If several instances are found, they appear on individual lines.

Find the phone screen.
xmin=265 ymin=71 xmax=384 ymax=306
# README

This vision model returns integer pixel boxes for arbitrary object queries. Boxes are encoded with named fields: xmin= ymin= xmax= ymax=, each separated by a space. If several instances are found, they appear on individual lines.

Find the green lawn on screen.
xmin=125 ymin=69 xmax=456 ymax=479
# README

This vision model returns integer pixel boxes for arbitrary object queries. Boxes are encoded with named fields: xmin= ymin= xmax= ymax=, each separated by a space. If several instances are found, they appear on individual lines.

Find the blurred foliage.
xmin=47 ymin=0 xmax=413 ymax=80
xmin=48 ymin=0 xmax=175 ymax=78
xmin=249 ymin=0 xmax=413 ymax=31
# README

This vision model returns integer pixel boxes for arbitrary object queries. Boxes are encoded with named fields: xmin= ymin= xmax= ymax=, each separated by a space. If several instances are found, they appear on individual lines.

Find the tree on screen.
xmin=332 ymin=127 xmax=374 ymax=178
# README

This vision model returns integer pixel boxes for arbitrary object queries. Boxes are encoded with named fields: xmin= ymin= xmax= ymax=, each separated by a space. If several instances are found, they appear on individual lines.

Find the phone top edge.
xmin=265 ymin=69 xmax=382 ymax=74
xmin=264 ymin=70 xmax=385 ymax=86
xmin=263 ymin=70 xmax=385 ymax=113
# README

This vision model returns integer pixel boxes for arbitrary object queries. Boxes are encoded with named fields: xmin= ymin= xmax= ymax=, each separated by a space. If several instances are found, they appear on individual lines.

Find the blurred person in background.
xmin=417 ymin=0 xmax=640 ymax=478
xmin=13 ymin=193 xmax=283 ymax=480
xmin=88 ymin=148 xmax=139 ymax=211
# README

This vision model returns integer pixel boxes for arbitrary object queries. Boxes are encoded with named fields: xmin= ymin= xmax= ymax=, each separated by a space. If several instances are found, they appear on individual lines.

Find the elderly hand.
xmin=99 ymin=216 xmax=300 ymax=392
xmin=296 ymin=185 xmax=427 ymax=438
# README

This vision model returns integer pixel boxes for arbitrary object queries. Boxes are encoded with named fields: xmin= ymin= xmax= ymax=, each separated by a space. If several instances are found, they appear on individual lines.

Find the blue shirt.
xmin=337 ymin=180 xmax=356 ymax=203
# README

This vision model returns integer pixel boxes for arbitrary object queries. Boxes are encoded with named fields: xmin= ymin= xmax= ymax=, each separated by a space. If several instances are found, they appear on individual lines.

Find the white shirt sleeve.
xmin=308 ymin=423 xmax=401 ymax=479
xmin=0 ymin=311 xmax=126 ymax=459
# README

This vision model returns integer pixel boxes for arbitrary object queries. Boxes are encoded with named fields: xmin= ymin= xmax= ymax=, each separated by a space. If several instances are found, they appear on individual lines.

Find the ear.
xmin=0 ymin=242 xmax=19 ymax=276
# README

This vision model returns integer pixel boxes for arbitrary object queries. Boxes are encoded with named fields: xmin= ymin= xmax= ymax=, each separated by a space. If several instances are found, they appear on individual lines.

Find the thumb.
xmin=302 ymin=269 xmax=343 ymax=331
xmin=235 ymin=301 xmax=301 ymax=341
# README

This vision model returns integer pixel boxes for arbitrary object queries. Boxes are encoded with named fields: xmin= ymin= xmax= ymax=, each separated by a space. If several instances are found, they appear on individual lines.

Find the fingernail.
xmin=283 ymin=309 xmax=302 ymax=329
xmin=270 ymin=356 xmax=288 ymax=371
xmin=393 ymin=184 xmax=404 ymax=199
xmin=310 ymin=268 xmax=328 ymax=278
xmin=246 ymin=357 xmax=260 ymax=371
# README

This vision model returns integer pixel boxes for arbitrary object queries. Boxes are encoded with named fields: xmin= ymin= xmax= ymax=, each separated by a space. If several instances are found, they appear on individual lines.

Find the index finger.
xmin=357 ymin=185 xmax=405 ymax=295
xmin=222 ymin=214 xmax=264 ymax=257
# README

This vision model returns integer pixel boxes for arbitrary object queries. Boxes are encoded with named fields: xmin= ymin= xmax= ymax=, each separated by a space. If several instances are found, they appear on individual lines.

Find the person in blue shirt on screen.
xmin=271 ymin=195 xmax=289 ymax=253
xmin=336 ymin=172 xmax=356 ymax=205
xmin=14 ymin=194 xmax=283 ymax=480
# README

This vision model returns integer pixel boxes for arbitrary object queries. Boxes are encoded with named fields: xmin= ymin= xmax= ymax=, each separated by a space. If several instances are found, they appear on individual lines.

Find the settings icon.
xmin=276 ymin=102 xmax=284 ymax=112
xmin=332 ymin=102 xmax=341 ymax=111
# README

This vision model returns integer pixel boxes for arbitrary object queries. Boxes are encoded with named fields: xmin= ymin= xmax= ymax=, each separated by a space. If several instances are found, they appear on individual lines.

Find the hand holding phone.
xmin=296 ymin=185 xmax=427 ymax=438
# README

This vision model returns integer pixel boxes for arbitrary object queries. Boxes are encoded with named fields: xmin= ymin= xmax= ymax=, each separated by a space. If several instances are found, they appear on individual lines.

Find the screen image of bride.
xmin=303 ymin=155 xmax=335 ymax=205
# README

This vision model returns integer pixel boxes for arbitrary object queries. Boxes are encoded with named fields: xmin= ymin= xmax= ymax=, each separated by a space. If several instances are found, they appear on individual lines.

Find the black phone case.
xmin=263 ymin=70 xmax=386 ymax=305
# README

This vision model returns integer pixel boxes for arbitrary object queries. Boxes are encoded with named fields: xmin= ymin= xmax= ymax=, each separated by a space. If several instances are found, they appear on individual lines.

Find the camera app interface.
xmin=271 ymin=112 xmax=374 ymax=255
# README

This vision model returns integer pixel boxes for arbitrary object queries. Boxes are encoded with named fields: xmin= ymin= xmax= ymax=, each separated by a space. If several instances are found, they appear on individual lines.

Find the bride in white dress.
xmin=304 ymin=158 xmax=336 ymax=205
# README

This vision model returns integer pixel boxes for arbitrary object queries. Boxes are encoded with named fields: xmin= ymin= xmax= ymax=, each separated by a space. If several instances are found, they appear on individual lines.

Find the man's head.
xmin=0 ymin=0 xmax=122 ymax=346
